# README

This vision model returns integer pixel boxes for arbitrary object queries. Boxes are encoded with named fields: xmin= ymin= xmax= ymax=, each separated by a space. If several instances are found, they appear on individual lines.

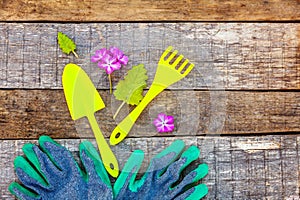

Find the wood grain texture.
xmin=0 ymin=23 xmax=299 ymax=90
xmin=0 ymin=89 xmax=299 ymax=139
xmin=0 ymin=0 xmax=299 ymax=21
xmin=0 ymin=21 xmax=299 ymax=200
xmin=1 ymin=136 xmax=299 ymax=199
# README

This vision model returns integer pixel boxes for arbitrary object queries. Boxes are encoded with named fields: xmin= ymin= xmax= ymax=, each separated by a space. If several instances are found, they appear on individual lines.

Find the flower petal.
xmin=119 ymin=55 xmax=128 ymax=65
xmin=156 ymin=125 xmax=166 ymax=133
xmin=99 ymin=48 xmax=108 ymax=56
xmin=110 ymin=47 xmax=123 ymax=58
xmin=153 ymin=118 xmax=163 ymax=127
xmin=157 ymin=113 xmax=167 ymax=121
xmin=111 ymin=62 xmax=121 ymax=70
xmin=160 ymin=125 xmax=169 ymax=133
xmin=165 ymin=124 xmax=174 ymax=132
xmin=91 ymin=56 xmax=100 ymax=63
xmin=102 ymin=54 xmax=113 ymax=64
xmin=165 ymin=115 xmax=174 ymax=124
xmin=105 ymin=66 xmax=114 ymax=74
xmin=109 ymin=47 xmax=128 ymax=66
xmin=97 ymin=62 xmax=106 ymax=69
xmin=91 ymin=48 xmax=108 ymax=62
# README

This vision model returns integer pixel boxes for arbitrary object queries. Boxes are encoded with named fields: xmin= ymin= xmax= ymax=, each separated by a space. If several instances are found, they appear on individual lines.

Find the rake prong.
xmin=182 ymin=63 xmax=195 ymax=76
xmin=166 ymin=50 xmax=178 ymax=63
xmin=160 ymin=46 xmax=173 ymax=61
xmin=177 ymin=59 xmax=189 ymax=72
xmin=172 ymin=54 xmax=184 ymax=68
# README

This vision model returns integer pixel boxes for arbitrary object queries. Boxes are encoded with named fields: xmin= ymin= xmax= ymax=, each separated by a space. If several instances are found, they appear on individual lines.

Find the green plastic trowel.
xmin=62 ymin=63 xmax=119 ymax=177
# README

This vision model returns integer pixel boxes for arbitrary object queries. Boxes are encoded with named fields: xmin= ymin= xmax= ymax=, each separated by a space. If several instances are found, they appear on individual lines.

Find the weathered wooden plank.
xmin=0 ymin=89 xmax=299 ymax=139
xmin=1 ymin=135 xmax=299 ymax=199
xmin=0 ymin=0 xmax=299 ymax=21
xmin=0 ymin=23 xmax=299 ymax=90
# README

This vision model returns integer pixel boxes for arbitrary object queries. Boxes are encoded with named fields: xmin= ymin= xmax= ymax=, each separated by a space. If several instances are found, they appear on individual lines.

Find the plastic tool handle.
xmin=87 ymin=113 xmax=119 ymax=177
xmin=110 ymin=84 xmax=165 ymax=145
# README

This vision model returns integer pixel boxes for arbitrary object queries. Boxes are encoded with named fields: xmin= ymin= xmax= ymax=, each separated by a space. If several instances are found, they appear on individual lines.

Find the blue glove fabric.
xmin=9 ymin=137 xmax=208 ymax=200
xmin=114 ymin=140 xmax=209 ymax=200
xmin=9 ymin=136 xmax=113 ymax=200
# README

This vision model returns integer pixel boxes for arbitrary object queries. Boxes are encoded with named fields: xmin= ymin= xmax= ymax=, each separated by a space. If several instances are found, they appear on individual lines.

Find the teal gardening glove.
xmin=9 ymin=135 xmax=113 ymax=200
xmin=9 ymin=137 xmax=208 ymax=200
xmin=114 ymin=140 xmax=209 ymax=200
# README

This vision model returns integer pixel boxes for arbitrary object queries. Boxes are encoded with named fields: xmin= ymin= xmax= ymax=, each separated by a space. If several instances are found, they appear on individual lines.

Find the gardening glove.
xmin=113 ymin=140 xmax=209 ymax=200
xmin=9 ymin=135 xmax=113 ymax=200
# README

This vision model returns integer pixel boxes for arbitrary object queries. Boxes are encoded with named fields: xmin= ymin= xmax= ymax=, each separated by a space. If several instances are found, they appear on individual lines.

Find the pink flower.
xmin=91 ymin=46 xmax=128 ymax=93
xmin=153 ymin=113 xmax=175 ymax=133
xmin=110 ymin=47 xmax=128 ymax=65
xmin=98 ymin=54 xmax=121 ymax=74
xmin=91 ymin=48 xmax=108 ymax=63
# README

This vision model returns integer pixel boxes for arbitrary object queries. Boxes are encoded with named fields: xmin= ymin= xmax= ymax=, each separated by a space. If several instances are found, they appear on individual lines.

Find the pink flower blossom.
xmin=98 ymin=54 xmax=121 ymax=74
xmin=91 ymin=48 xmax=108 ymax=63
xmin=91 ymin=46 xmax=128 ymax=93
xmin=153 ymin=113 xmax=175 ymax=133
xmin=109 ymin=47 xmax=128 ymax=65
xmin=91 ymin=47 xmax=128 ymax=74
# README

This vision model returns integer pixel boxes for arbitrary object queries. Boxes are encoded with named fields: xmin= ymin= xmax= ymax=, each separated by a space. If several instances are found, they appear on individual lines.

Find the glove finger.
xmin=38 ymin=136 xmax=82 ymax=176
xmin=33 ymin=144 xmax=68 ymax=186
xmin=80 ymin=140 xmax=111 ymax=186
xmin=9 ymin=182 xmax=40 ymax=200
xmin=177 ymin=145 xmax=200 ymax=174
xmin=190 ymin=163 xmax=209 ymax=183
xmin=130 ymin=140 xmax=186 ymax=196
xmin=158 ymin=145 xmax=200 ymax=186
xmin=22 ymin=143 xmax=46 ymax=181
xmin=174 ymin=184 xmax=208 ymax=200
xmin=38 ymin=135 xmax=65 ymax=170
xmin=14 ymin=156 xmax=48 ymax=189
xmin=149 ymin=140 xmax=185 ymax=175
xmin=80 ymin=148 xmax=114 ymax=200
xmin=114 ymin=150 xmax=144 ymax=196
xmin=172 ymin=163 xmax=208 ymax=196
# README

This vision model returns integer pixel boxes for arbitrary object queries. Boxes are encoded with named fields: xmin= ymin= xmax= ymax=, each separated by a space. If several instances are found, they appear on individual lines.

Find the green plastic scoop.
xmin=62 ymin=63 xmax=119 ymax=177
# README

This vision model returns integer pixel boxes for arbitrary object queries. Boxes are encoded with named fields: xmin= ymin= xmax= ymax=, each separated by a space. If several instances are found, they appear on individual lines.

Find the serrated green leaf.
xmin=114 ymin=64 xmax=148 ymax=105
xmin=57 ymin=32 xmax=78 ymax=58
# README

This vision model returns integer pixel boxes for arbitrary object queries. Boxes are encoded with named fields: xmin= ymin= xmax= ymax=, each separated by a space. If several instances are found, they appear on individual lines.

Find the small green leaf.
xmin=113 ymin=64 xmax=148 ymax=119
xmin=114 ymin=64 xmax=148 ymax=105
xmin=57 ymin=32 xmax=78 ymax=58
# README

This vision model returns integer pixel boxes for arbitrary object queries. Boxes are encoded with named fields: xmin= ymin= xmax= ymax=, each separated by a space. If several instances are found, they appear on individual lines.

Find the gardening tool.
xmin=110 ymin=46 xmax=194 ymax=145
xmin=62 ymin=63 xmax=119 ymax=177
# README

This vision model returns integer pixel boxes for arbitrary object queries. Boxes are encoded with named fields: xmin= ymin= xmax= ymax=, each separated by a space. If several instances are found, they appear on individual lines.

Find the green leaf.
xmin=57 ymin=32 xmax=78 ymax=58
xmin=114 ymin=64 xmax=148 ymax=106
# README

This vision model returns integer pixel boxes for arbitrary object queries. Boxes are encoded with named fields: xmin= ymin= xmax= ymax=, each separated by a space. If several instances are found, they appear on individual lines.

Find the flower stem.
xmin=72 ymin=50 xmax=79 ymax=58
xmin=113 ymin=101 xmax=126 ymax=120
xmin=108 ymin=74 xmax=112 ymax=94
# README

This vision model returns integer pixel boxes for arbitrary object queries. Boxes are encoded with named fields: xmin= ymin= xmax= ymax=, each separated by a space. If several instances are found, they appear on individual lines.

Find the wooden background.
xmin=0 ymin=1 xmax=300 ymax=199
